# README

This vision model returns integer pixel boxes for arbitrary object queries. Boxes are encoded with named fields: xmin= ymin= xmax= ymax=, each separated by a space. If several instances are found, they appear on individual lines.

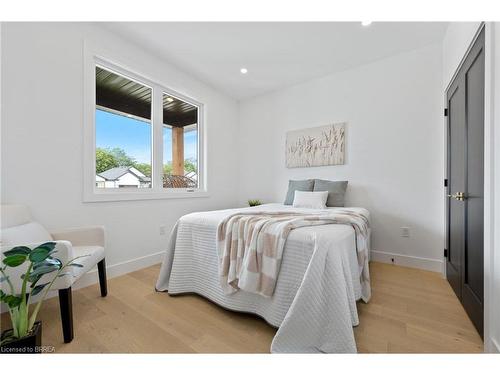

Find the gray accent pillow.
xmin=313 ymin=179 xmax=348 ymax=207
xmin=284 ymin=179 xmax=314 ymax=205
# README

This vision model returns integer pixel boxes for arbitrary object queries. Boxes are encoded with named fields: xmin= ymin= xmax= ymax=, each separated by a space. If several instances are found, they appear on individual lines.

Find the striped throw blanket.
xmin=217 ymin=210 xmax=370 ymax=298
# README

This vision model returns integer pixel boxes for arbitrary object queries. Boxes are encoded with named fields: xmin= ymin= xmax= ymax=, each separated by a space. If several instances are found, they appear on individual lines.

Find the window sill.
xmin=83 ymin=189 xmax=209 ymax=203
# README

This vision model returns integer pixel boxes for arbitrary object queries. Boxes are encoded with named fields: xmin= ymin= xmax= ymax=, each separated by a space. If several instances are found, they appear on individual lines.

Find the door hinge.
xmin=444 ymin=178 xmax=448 ymax=187
xmin=444 ymin=108 xmax=448 ymax=117
xmin=444 ymin=249 xmax=448 ymax=258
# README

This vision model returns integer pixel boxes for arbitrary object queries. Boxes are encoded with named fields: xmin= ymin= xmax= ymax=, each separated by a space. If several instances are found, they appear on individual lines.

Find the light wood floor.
xmin=1 ymin=262 xmax=483 ymax=353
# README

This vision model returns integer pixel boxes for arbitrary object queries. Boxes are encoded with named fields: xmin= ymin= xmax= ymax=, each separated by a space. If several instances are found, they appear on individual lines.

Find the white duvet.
xmin=155 ymin=203 xmax=371 ymax=353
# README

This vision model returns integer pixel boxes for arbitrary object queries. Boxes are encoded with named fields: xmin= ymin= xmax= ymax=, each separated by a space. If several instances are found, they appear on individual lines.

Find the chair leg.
xmin=58 ymin=287 xmax=74 ymax=343
xmin=97 ymin=258 xmax=108 ymax=297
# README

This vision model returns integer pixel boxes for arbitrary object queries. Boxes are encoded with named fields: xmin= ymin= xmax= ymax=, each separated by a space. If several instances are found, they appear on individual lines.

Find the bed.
xmin=155 ymin=203 xmax=371 ymax=353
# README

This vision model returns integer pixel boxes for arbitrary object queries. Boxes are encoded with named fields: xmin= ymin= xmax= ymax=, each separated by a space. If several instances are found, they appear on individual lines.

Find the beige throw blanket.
xmin=217 ymin=210 xmax=370 ymax=298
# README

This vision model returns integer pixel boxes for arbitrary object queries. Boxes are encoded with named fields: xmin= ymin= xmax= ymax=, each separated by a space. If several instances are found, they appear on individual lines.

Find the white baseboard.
xmin=370 ymin=250 xmax=443 ymax=273
xmin=71 ymin=250 xmax=164 ymax=291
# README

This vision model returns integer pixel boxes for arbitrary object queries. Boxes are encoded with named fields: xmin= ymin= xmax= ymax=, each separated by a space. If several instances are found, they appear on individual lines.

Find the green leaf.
xmin=3 ymin=254 xmax=27 ymax=267
xmin=3 ymin=246 xmax=31 ymax=257
xmin=30 ymin=283 xmax=49 ymax=296
xmin=4 ymin=295 xmax=22 ymax=308
xmin=30 ymin=258 xmax=62 ymax=281
xmin=34 ymin=257 xmax=62 ymax=269
xmin=34 ymin=242 xmax=56 ymax=252
xmin=29 ymin=247 xmax=51 ymax=263
xmin=29 ymin=275 xmax=42 ymax=288
xmin=29 ymin=264 xmax=60 ymax=279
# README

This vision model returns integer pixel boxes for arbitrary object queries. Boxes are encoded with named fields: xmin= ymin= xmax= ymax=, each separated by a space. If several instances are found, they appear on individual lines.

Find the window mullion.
xmin=152 ymin=85 xmax=164 ymax=191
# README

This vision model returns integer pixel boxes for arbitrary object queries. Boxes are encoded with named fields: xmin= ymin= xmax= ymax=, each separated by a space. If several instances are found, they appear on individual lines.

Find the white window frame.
xmin=83 ymin=42 xmax=207 ymax=202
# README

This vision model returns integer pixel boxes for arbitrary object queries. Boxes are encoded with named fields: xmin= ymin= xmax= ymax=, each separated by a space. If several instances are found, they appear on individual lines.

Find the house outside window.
xmin=96 ymin=166 xmax=151 ymax=189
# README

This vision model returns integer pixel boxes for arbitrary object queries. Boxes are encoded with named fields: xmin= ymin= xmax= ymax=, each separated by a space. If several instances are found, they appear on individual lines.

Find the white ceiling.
xmin=102 ymin=22 xmax=448 ymax=100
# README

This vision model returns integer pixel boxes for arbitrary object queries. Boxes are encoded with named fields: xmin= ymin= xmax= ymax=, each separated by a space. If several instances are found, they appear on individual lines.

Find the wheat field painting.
xmin=286 ymin=123 xmax=346 ymax=168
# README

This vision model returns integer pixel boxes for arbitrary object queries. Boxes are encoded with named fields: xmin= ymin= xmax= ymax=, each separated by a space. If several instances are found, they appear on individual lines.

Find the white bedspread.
xmin=155 ymin=203 xmax=371 ymax=353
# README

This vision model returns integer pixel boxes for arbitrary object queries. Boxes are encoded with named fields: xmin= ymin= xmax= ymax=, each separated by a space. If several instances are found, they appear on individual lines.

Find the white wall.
xmin=442 ymin=22 xmax=482 ymax=90
xmin=1 ymin=23 xmax=240 ymax=283
xmin=237 ymin=44 xmax=444 ymax=271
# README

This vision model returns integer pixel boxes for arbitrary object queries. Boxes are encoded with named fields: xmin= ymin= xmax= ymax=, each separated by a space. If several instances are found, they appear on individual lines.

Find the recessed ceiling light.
xmin=361 ymin=21 xmax=372 ymax=26
xmin=166 ymin=97 xmax=174 ymax=102
xmin=240 ymin=68 xmax=248 ymax=74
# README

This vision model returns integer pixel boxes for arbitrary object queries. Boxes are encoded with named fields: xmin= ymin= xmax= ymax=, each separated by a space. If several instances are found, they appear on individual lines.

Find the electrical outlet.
xmin=401 ymin=227 xmax=410 ymax=237
xmin=159 ymin=225 xmax=166 ymax=235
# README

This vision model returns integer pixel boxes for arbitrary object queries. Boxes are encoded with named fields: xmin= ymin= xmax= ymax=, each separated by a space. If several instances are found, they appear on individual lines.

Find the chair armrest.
xmin=1 ymin=240 xmax=75 ymax=293
xmin=50 ymin=226 xmax=105 ymax=247
xmin=1 ymin=240 xmax=74 ymax=263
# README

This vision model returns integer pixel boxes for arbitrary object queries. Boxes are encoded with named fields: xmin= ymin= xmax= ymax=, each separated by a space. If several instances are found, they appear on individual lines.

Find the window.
xmin=84 ymin=52 xmax=205 ymax=202
xmin=162 ymin=93 xmax=199 ymax=189
xmin=95 ymin=67 xmax=152 ymax=190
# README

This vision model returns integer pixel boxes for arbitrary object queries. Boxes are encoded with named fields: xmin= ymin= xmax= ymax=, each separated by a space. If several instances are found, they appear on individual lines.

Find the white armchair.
xmin=1 ymin=204 xmax=107 ymax=343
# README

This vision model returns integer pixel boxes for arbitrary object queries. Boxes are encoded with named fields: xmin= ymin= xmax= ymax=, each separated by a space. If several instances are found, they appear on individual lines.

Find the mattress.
xmin=156 ymin=203 xmax=371 ymax=352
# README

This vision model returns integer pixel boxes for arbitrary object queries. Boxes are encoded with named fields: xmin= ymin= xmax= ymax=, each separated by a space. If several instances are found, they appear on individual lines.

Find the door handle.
xmin=447 ymin=192 xmax=466 ymax=201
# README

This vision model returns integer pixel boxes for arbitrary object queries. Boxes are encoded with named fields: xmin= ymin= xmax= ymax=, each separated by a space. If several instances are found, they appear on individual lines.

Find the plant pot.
xmin=0 ymin=321 xmax=42 ymax=354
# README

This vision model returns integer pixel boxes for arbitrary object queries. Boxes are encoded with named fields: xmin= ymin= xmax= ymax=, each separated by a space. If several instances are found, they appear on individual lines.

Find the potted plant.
xmin=248 ymin=199 xmax=262 ymax=207
xmin=0 ymin=242 xmax=83 ymax=354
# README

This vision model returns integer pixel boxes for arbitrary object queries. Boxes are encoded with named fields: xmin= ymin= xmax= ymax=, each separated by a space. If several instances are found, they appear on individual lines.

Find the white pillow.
xmin=292 ymin=191 xmax=328 ymax=209
xmin=1 ymin=222 xmax=53 ymax=248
